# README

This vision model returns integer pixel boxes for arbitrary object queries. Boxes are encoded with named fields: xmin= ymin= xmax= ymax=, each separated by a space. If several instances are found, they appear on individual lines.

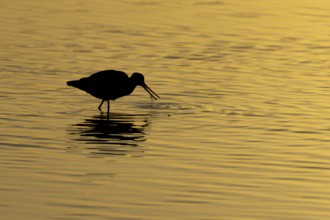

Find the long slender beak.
xmin=142 ymin=83 xmax=160 ymax=100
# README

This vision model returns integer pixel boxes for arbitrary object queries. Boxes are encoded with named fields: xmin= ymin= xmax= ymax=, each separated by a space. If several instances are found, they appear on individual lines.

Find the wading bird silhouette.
xmin=67 ymin=70 xmax=159 ymax=115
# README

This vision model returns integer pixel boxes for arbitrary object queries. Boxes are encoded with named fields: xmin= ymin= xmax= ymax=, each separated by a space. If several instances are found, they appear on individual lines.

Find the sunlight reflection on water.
xmin=1 ymin=0 xmax=330 ymax=219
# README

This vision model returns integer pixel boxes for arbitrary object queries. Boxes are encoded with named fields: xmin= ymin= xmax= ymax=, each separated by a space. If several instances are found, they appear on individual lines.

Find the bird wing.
xmin=82 ymin=70 xmax=130 ymax=99
xmin=89 ymin=70 xmax=129 ymax=82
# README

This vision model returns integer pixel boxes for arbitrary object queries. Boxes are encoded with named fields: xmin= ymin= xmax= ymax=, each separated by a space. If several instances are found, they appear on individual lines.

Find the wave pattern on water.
xmin=1 ymin=0 xmax=330 ymax=219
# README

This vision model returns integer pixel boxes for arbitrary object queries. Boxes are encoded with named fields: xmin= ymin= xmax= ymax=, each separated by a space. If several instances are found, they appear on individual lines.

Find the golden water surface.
xmin=1 ymin=0 xmax=330 ymax=219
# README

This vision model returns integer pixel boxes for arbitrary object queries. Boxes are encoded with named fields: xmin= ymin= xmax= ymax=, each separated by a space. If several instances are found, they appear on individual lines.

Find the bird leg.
xmin=107 ymin=100 xmax=110 ymax=114
xmin=98 ymin=100 xmax=105 ymax=111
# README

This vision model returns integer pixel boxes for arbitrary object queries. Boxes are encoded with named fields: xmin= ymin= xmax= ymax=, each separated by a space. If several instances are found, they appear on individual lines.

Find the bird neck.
xmin=126 ymin=82 xmax=138 ymax=95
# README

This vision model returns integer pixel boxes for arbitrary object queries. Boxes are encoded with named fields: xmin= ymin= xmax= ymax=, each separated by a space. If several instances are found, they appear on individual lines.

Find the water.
xmin=1 ymin=0 xmax=330 ymax=219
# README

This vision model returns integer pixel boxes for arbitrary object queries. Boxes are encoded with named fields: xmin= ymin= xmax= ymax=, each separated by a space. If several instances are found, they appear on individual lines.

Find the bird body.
xmin=67 ymin=70 xmax=159 ymax=114
xmin=67 ymin=70 xmax=135 ymax=100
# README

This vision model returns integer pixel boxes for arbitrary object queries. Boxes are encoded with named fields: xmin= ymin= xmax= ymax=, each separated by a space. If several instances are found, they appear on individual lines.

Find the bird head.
xmin=131 ymin=72 xmax=159 ymax=100
xmin=131 ymin=72 xmax=145 ymax=85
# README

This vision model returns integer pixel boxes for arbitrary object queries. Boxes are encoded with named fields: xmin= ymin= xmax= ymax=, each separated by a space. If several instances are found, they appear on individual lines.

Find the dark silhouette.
xmin=67 ymin=70 xmax=159 ymax=115
xmin=68 ymin=113 xmax=149 ymax=157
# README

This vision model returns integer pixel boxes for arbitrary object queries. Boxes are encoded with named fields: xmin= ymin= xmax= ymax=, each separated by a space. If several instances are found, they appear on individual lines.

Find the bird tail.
xmin=67 ymin=80 xmax=79 ymax=87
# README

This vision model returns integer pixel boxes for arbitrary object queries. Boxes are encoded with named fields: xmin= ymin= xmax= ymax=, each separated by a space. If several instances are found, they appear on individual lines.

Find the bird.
xmin=67 ymin=70 xmax=159 ymax=114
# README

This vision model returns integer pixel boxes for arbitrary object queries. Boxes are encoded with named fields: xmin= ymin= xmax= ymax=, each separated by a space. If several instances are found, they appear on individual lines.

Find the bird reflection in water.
xmin=69 ymin=113 xmax=150 ymax=157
